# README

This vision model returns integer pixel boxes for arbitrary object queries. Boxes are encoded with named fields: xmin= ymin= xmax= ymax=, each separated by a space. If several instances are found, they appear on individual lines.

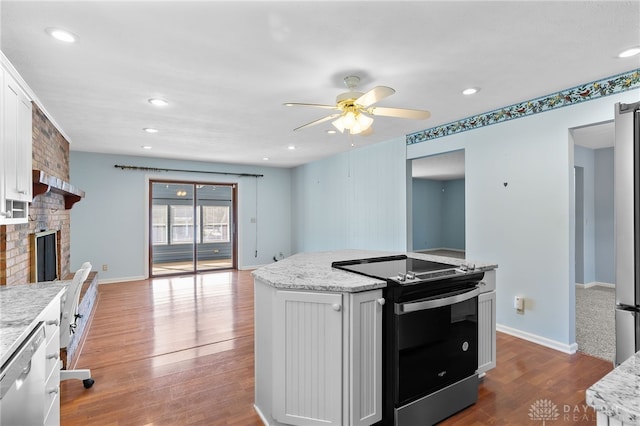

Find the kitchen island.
xmin=586 ymin=351 xmax=640 ymax=425
xmin=252 ymin=249 xmax=497 ymax=426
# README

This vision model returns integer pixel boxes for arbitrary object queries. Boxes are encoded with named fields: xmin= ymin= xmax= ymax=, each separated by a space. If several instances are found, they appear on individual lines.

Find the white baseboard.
xmin=97 ymin=275 xmax=146 ymax=285
xmin=239 ymin=264 xmax=265 ymax=271
xmin=496 ymin=324 xmax=578 ymax=354
xmin=253 ymin=405 xmax=270 ymax=426
xmin=575 ymin=282 xmax=615 ymax=289
xmin=414 ymin=247 xmax=465 ymax=253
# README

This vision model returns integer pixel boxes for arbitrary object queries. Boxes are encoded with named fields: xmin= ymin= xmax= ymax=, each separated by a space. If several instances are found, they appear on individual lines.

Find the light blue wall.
xmin=442 ymin=179 xmax=465 ymax=250
xmin=594 ymin=147 xmax=615 ymax=284
xmin=406 ymin=89 xmax=639 ymax=349
xmin=574 ymin=145 xmax=596 ymax=284
xmin=70 ymin=152 xmax=292 ymax=281
xmin=412 ymin=178 xmax=465 ymax=250
xmin=573 ymin=145 xmax=615 ymax=285
xmin=412 ymin=179 xmax=443 ymax=250
xmin=291 ymin=137 xmax=407 ymax=252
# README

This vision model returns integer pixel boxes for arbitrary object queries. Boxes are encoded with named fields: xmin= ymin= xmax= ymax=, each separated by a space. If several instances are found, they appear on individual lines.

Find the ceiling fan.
xmin=284 ymin=75 xmax=431 ymax=135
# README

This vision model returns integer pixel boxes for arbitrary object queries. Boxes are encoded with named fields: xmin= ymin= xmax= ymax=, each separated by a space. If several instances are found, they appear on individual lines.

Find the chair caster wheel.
xmin=83 ymin=378 xmax=95 ymax=389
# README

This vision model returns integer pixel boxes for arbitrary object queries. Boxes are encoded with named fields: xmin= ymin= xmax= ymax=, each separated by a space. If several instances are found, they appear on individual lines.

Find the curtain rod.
xmin=114 ymin=164 xmax=264 ymax=178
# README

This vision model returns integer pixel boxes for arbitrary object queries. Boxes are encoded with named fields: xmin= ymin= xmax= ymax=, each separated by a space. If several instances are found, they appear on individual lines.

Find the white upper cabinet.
xmin=1 ymin=62 xmax=33 ymax=224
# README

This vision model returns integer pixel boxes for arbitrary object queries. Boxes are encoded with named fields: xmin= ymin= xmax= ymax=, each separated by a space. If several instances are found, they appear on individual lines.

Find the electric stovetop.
xmin=332 ymin=254 xmax=463 ymax=283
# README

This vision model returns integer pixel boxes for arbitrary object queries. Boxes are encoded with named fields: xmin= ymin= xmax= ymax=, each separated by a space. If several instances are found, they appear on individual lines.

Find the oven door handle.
xmin=394 ymin=287 xmax=479 ymax=314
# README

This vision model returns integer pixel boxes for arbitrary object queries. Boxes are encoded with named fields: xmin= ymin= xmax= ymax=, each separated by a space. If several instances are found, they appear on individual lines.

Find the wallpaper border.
xmin=406 ymin=69 xmax=640 ymax=145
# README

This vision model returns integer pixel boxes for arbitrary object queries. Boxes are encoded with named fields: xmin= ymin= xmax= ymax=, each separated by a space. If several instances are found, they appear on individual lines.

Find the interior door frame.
xmin=147 ymin=178 xmax=238 ymax=277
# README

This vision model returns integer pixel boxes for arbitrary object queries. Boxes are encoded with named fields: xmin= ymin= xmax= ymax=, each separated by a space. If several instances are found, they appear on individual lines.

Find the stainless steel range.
xmin=332 ymin=254 xmax=484 ymax=426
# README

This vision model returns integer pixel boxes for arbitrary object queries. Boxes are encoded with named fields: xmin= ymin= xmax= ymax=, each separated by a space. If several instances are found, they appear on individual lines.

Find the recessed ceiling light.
xmin=143 ymin=128 xmax=159 ymax=133
xmin=148 ymin=98 xmax=169 ymax=107
xmin=45 ymin=27 xmax=78 ymax=43
xmin=263 ymin=157 xmax=269 ymax=161
xmin=141 ymin=145 xmax=152 ymax=150
xmin=288 ymin=145 xmax=296 ymax=150
xmin=462 ymin=87 xmax=479 ymax=96
xmin=327 ymin=129 xmax=337 ymax=134
xmin=618 ymin=47 xmax=640 ymax=58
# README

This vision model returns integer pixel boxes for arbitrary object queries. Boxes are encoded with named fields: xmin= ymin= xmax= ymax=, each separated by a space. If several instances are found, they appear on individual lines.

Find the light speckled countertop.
xmin=0 ymin=282 xmax=68 ymax=367
xmin=252 ymin=249 xmax=497 ymax=292
xmin=586 ymin=351 xmax=640 ymax=424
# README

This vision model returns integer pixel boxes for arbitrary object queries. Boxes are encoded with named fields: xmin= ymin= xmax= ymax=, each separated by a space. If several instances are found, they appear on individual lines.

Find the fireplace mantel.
xmin=32 ymin=169 xmax=85 ymax=209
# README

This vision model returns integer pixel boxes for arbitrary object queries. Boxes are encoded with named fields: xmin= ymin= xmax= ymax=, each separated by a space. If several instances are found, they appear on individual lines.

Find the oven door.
xmin=394 ymin=287 xmax=479 ymax=406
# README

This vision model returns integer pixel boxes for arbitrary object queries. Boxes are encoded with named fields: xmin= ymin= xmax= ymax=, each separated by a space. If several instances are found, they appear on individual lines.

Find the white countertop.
xmin=586 ymin=351 xmax=640 ymax=424
xmin=252 ymin=249 xmax=497 ymax=292
xmin=0 ymin=281 xmax=68 ymax=367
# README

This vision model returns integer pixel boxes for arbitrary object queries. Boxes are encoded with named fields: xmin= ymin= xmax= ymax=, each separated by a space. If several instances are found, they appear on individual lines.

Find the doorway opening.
xmin=571 ymin=120 xmax=615 ymax=362
xmin=410 ymin=150 xmax=466 ymax=259
xmin=149 ymin=180 xmax=237 ymax=277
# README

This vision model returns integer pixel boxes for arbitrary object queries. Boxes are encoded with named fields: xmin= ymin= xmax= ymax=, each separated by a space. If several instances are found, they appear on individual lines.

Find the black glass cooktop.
xmin=332 ymin=255 xmax=458 ymax=281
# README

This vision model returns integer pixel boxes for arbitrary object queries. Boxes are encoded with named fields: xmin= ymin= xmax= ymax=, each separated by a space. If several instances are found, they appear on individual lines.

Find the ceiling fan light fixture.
xmin=351 ymin=113 xmax=374 ymax=134
xmin=286 ymin=75 xmax=429 ymax=133
xmin=342 ymin=111 xmax=357 ymax=128
xmin=332 ymin=117 xmax=346 ymax=133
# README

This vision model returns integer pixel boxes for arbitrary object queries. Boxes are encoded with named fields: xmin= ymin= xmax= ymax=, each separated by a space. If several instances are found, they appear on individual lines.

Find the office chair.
xmin=60 ymin=262 xmax=95 ymax=388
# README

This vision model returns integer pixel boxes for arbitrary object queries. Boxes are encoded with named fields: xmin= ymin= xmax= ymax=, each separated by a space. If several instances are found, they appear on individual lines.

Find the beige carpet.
xmin=575 ymin=285 xmax=615 ymax=362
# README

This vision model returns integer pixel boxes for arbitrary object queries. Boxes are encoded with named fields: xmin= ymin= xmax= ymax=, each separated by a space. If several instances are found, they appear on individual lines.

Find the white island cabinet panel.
xmin=348 ymin=290 xmax=382 ymax=426
xmin=478 ymin=269 xmax=496 ymax=375
xmin=274 ymin=290 xmax=343 ymax=426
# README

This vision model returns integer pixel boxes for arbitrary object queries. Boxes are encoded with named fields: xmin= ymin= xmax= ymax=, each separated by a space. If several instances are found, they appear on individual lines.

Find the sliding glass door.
xmin=150 ymin=180 xmax=236 ymax=276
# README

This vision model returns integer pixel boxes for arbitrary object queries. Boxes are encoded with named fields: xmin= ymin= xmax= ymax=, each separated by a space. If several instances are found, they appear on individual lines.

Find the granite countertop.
xmin=0 ymin=281 xmax=68 ymax=367
xmin=586 ymin=351 xmax=640 ymax=424
xmin=252 ymin=249 xmax=498 ymax=292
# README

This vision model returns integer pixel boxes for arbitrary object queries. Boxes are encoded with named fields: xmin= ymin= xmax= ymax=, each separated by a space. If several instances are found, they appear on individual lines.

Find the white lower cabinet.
xmin=478 ymin=270 xmax=496 ymax=375
xmin=0 ymin=291 xmax=62 ymax=426
xmin=255 ymin=279 xmax=382 ymax=426
xmin=273 ymin=290 xmax=343 ymax=425
xmin=42 ymin=298 xmax=62 ymax=426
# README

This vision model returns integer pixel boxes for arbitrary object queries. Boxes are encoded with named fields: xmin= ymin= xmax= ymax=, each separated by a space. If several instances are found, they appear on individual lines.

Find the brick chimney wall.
xmin=0 ymin=103 xmax=71 ymax=285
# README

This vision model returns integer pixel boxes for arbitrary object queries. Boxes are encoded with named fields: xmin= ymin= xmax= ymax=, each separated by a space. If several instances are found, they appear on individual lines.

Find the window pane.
xmin=171 ymin=205 xmax=194 ymax=244
xmin=152 ymin=205 xmax=168 ymax=245
xmin=202 ymin=206 xmax=230 ymax=243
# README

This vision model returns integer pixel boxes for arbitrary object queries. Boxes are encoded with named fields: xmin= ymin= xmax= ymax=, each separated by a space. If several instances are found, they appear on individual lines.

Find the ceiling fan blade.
xmin=284 ymin=102 xmax=339 ymax=110
xmin=369 ymin=106 xmax=431 ymax=120
xmin=293 ymin=113 xmax=341 ymax=131
xmin=356 ymin=86 xmax=395 ymax=107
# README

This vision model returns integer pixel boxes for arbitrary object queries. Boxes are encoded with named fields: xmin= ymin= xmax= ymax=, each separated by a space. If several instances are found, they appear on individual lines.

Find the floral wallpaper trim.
xmin=406 ymin=69 xmax=640 ymax=145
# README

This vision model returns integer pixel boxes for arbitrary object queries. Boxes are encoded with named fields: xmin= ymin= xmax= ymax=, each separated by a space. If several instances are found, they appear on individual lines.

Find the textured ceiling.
xmin=1 ymin=1 xmax=638 ymax=169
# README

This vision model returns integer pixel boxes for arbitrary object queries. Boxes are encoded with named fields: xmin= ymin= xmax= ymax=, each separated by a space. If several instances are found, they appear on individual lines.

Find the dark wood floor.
xmin=61 ymin=270 xmax=613 ymax=425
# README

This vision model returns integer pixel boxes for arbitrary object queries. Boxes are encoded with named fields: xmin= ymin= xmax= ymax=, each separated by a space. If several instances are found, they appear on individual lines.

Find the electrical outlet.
xmin=102 ymin=264 xmax=108 ymax=271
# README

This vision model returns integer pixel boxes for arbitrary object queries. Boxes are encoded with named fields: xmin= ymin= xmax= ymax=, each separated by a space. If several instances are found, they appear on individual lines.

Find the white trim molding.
xmin=97 ymin=275 xmax=146 ymax=285
xmin=576 ymin=282 xmax=616 ymax=289
xmin=497 ymin=324 xmax=578 ymax=355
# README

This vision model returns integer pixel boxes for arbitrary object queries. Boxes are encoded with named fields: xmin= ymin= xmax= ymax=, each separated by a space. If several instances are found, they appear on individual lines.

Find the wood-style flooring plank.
xmin=61 ymin=270 xmax=612 ymax=425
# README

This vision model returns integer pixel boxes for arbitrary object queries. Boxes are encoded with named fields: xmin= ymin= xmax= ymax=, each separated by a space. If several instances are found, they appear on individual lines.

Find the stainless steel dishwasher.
xmin=0 ymin=322 xmax=46 ymax=425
